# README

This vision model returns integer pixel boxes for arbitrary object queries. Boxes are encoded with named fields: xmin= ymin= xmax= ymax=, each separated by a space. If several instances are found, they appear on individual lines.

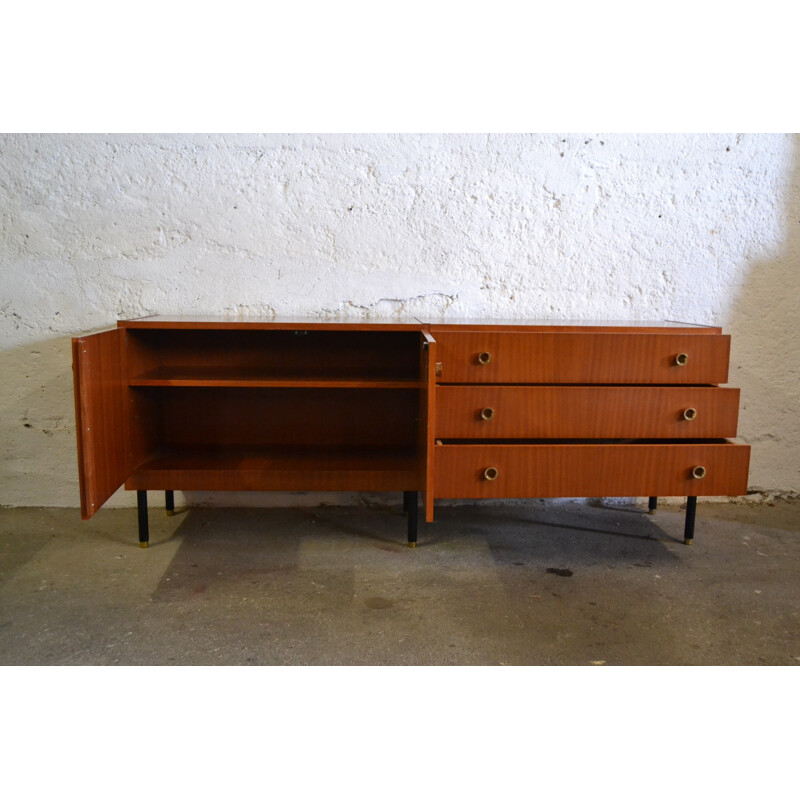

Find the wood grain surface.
xmin=157 ymin=387 xmax=419 ymax=448
xmin=433 ymin=331 xmax=731 ymax=384
xmin=436 ymin=386 xmax=741 ymax=439
xmin=433 ymin=441 xmax=751 ymax=498
xmin=73 ymin=329 xmax=133 ymax=518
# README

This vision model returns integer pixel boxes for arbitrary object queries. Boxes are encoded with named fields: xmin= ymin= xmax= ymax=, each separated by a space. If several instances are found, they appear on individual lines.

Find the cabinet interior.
xmin=124 ymin=329 xmax=426 ymax=490
xmin=126 ymin=328 xmax=422 ymax=385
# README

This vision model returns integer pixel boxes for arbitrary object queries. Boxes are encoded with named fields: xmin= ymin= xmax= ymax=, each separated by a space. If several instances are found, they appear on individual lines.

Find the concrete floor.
xmin=1 ymin=498 xmax=798 ymax=665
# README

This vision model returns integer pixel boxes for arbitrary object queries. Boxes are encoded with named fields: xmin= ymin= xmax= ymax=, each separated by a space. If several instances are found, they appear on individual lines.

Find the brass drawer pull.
xmin=483 ymin=466 xmax=499 ymax=481
xmin=477 ymin=351 xmax=492 ymax=365
xmin=683 ymin=407 xmax=697 ymax=421
xmin=692 ymin=465 xmax=706 ymax=479
xmin=675 ymin=353 xmax=689 ymax=366
xmin=480 ymin=407 xmax=495 ymax=421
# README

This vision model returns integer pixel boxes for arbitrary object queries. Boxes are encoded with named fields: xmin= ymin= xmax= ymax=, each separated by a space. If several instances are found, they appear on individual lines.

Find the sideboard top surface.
xmin=423 ymin=318 xmax=721 ymax=333
xmin=118 ymin=316 xmax=424 ymax=331
xmin=118 ymin=316 xmax=722 ymax=333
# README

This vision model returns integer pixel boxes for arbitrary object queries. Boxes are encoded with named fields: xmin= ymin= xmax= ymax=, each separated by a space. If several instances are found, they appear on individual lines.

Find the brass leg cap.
xmin=140 ymin=542 xmax=149 ymax=549
xmin=649 ymin=509 xmax=656 ymax=515
xmin=684 ymin=538 xmax=693 ymax=546
xmin=407 ymin=542 xmax=416 ymax=549
xmin=166 ymin=510 xmax=175 ymax=516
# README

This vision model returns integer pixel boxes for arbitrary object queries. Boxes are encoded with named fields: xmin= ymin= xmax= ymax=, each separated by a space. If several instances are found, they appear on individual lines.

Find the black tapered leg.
xmin=648 ymin=496 xmax=658 ymax=515
xmin=684 ymin=496 xmax=697 ymax=545
xmin=403 ymin=491 xmax=412 ymax=514
xmin=406 ymin=491 xmax=418 ymax=547
xmin=165 ymin=490 xmax=175 ymax=516
xmin=137 ymin=490 xmax=149 ymax=548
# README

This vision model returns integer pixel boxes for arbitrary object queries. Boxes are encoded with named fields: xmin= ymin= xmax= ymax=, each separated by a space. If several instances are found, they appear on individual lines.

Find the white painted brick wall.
xmin=1 ymin=133 xmax=798 ymax=508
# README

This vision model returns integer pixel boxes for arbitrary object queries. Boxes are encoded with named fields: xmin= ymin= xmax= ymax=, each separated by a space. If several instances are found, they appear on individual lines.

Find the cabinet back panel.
xmin=127 ymin=330 xmax=420 ymax=381
xmin=158 ymin=387 xmax=418 ymax=447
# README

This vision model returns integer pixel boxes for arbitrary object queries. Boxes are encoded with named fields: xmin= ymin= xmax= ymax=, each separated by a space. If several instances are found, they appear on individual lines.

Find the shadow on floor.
xmin=149 ymin=501 xmax=685 ymax=604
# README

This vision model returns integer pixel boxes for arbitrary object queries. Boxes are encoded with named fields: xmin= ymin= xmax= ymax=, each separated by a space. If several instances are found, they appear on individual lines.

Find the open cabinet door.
xmin=73 ymin=328 xmax=135 ymax=519
xmin=421 ymin=331 xmax=437 ymax=522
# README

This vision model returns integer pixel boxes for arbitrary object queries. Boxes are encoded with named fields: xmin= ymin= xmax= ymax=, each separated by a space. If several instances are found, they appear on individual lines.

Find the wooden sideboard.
xmin=72 ymin=317 xmax=750 ymax=547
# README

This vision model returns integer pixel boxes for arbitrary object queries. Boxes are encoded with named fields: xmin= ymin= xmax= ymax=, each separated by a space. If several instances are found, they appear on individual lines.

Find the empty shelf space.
xmin=125 ymin=328 xmax=424 ymax=387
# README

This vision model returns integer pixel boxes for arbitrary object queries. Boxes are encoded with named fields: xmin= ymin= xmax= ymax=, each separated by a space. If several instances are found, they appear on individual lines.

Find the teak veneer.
xmin=72 ymin=316 xmax=751 ymax=549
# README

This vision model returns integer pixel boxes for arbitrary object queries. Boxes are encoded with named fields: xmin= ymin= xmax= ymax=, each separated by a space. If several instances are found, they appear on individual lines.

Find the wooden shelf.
xmin=129 ymin=366 xmax=424 ymax=389
xmin=126 ymin=445 xmax=420 ymax=492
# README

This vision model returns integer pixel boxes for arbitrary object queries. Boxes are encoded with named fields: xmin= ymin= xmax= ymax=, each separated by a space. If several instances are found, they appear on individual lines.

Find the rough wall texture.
xmin=1 ymin=133 xmax=798 ymax=508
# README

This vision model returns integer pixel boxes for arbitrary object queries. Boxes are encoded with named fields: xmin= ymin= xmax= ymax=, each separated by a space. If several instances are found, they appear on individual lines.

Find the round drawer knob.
xmin=692 ymin=465 xmax=707 ymax=479
xmin=483 ymin=466 xmax=499 ymax=481
xmin=477 ymin=351 xmax=492 ymax=365
xmin=675 ymin=353 xmax=689 ymax=366
xmin=480 ymin=407 xmax=495 ymax=421
xmin=683 ymin=407 xmax=697 ymax=421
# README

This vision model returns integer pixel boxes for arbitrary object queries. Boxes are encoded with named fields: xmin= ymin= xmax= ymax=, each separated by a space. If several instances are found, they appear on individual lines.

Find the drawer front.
xmin=434 ymin=442 xmax=750 ymax=498
xmin=434 ymin=331 xmax=730 ymax=384
xmin=436 ymin=386 xmax=741 ymax=439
